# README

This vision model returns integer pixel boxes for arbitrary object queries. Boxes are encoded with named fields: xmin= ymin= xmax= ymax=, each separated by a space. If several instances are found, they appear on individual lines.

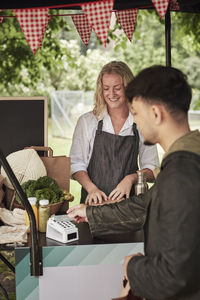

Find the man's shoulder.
xmin=162 ymin=150 xmax=200 ymax=166
xmin=155 ymin=151 xmax=200 ymax=198
xmin=160 ymin=151 xmax=200 ymax=178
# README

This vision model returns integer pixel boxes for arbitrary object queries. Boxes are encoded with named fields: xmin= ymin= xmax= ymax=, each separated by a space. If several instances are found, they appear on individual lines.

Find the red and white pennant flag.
xmin=40 ymin=15 xmax=51 ymax=49
xmin=14 ymin=8 xmax=49 ymax=54
xmin=81 ymin=0 xmax=114 ymax=47
xmin=72 ymin=14 xmax=92 ymax=46
xmin=115 ymin=9 xmax=138 ymax=42
xmin=151 ymin=0 xmax=170 ymax=19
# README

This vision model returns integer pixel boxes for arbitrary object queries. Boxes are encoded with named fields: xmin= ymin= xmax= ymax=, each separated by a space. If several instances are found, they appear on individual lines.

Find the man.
xmin=68 ymin=65 xmax=200 ymax=299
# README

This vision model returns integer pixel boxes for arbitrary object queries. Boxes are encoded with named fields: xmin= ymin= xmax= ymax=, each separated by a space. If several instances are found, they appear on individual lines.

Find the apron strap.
xmin=132 ymin=123 xmax=139 ymax=140
xmin=97 ymin=120 xmax=103 ymax=134
xmin=132 ymin=122 xmax=139 ymax=167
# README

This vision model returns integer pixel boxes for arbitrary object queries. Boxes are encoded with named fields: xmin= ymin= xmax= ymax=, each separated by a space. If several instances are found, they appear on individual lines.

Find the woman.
xmin=70 ymin=61 xmax=159 ymax=205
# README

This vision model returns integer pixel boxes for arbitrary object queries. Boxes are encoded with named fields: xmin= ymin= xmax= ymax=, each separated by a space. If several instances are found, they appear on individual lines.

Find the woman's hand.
xmin=73 ymin=171 xmax=108 ymax=205
xmin=109 ymin=174 xmax=137 ymax=201
xmin=85 ymin=187 xmax=108 ymax=205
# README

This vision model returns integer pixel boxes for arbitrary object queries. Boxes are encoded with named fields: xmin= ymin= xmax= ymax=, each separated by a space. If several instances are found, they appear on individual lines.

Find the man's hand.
xmin=123 ymin=252 xmax=143 ymax=280
xmin=67 ymin=204 xmax=88 ymax=223
xmin=85 ymin=187 xmax=108 ymax=205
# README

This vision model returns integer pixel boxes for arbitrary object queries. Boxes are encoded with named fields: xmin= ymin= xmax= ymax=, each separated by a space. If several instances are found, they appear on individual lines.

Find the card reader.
xmin=46 ymin=214 xmax=79 ymax=243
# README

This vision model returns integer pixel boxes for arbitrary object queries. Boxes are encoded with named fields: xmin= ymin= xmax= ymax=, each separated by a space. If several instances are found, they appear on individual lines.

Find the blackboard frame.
xmin=0 ymin=96 xmax=48 ymax=157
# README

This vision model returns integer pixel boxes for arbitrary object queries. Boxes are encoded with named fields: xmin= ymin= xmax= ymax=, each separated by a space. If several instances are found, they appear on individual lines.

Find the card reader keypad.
xmin=46 ymin=215 xmax=79 ymax=243
xmin=56 ymin=221 xmax=74 ymax=228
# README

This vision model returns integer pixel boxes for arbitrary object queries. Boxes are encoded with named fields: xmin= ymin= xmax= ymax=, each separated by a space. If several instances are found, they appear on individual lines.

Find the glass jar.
xmin=39 ymin=199 xmax=50 ymax=233
xmin=25 ymin=197 xmax=38 ymax=233
xmin=135 ymin=170 xmax=148 ymax=196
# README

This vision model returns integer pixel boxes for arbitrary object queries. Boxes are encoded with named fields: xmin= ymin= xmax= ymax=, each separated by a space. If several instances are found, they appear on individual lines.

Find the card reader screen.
xmin=68 ymin=232 xmax=77 ymax=240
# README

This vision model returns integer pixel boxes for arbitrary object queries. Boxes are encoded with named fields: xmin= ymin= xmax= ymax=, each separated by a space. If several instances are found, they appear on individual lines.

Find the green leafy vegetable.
xmin=15 ymin=176 xmax=63 ymax=205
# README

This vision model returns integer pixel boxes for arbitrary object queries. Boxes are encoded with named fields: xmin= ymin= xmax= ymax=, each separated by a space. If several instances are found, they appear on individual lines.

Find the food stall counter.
xmin=14 ymin=222 xmax=144 ymax=300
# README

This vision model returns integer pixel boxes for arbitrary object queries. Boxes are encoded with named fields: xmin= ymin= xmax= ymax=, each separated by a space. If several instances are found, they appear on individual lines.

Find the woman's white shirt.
xmin=70 ymin=111 xmax=159 ymax=175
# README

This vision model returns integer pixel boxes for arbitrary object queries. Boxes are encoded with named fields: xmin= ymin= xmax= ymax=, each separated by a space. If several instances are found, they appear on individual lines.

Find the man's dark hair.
xmin=125 ymin=65 xmax=192 ymax=115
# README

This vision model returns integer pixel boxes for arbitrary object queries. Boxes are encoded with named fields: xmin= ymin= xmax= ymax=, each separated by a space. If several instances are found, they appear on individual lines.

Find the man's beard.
xmin=144 ymin=140 xmax=155 ymax=146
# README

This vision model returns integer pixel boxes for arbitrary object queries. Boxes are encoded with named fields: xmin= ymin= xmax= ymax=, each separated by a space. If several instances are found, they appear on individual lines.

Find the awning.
xmin=1 ymin=0 xmax=200 ymax=13
xmin=0 ymin=0 xmax=200 ymax=61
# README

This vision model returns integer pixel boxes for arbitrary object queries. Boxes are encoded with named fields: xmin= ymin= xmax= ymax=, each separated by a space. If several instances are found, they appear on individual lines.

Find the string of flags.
xmin=0 ymin=0 xmax=179 ymax=54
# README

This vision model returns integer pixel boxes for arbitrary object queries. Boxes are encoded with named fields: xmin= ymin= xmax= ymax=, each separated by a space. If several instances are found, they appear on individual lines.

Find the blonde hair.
xmin=93 ymin=61 xmax=134 ymax=117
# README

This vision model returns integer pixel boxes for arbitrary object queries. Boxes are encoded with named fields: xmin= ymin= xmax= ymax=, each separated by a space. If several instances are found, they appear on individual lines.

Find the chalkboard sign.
xmin=0 ymin=97 xmax=48 ymax=157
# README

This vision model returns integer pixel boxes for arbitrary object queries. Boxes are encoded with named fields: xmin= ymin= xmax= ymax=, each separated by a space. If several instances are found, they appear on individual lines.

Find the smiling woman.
xmin=69 ymin=61 xmax=159 ymax=206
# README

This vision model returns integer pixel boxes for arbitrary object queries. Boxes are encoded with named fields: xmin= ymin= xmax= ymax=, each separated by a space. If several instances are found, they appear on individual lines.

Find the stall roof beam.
xmin=1 ymin=0 xmax=200 ymax=13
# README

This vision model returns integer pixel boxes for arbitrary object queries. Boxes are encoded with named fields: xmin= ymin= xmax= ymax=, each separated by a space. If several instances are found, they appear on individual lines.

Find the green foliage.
xmin=174 ymin=13 xmax=200 ymax=53
xmin=15 ymin=176 xmax=62 ymax=204
xmin=108 ymin=10 xmax=200 ymax=109
xmin=0 ymin=9 xmax=200 ymax=109
xmin=0 ymin=10 xmax=67 ymax=95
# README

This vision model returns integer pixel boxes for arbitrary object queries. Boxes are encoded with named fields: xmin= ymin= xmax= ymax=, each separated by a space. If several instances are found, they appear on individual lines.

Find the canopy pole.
xmin=0 ymin=149 xmax=43 ymax=277
xmin=165 ymin=6 xmax=171 ymax=67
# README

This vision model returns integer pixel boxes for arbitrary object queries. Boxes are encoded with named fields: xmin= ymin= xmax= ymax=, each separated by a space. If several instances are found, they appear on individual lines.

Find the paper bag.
xmin=27 ymin=146 xmax=70 ymax=191
xmin=4 ymin=146 xmax=70 ymax=213
xmin=25 ymin=146 xmax=71 ymax=213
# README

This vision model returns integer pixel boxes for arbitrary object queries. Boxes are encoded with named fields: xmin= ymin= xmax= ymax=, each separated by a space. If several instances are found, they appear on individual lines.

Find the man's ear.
xmin=151 ymin=105 xmax=163 ymax=125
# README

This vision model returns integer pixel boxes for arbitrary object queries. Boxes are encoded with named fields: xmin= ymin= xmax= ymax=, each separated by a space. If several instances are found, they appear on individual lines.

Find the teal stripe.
xmin=80 ymin=243 xmax=144 ymax=266
xmin=16 ymin=272 xmax=38 ymax=300
xmin=25 ymin=286 xmax=39 ymax=300
xmin=42 ymin=247 xmax=54 ymax=258
xmin=124 ymin=242 xmax=144 ymax=257
xmin=16 ymin=249 xmax=39 ymax=300
xmin=100 ymin=243 xmax=141 ymax=265
xmin=42 ymin=243 xmax=144 ymax=267
xmin=15 ymin=248 xmax=29 ymax=265
xmin=43 ymin=246 xmax=76 ymax=266
xmin=57 ymin=245 xmax=95 ymax=266
xmin=58 ymin=244 xmax=115 ymax=266
xmin=15 ymin=251 xmax=30 ymax=286
xmin=79 ymin=244 xmax=118 ymax=265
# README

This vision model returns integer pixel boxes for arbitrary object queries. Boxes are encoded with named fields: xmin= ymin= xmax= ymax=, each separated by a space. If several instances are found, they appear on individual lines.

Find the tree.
xmin=0 ymin=10 xmax=68 ymax=95
xmin=0 ymin=9 xmax=200 ymax=109
xmin=174 ymin=12 xmax=200 ymax=54
xmin=108 ymin=10 xmax=200 ymax=109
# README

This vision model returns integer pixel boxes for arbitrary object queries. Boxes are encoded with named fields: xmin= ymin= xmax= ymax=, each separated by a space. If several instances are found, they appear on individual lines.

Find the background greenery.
xmin=0 ymin=9 xmax=200 ymax=110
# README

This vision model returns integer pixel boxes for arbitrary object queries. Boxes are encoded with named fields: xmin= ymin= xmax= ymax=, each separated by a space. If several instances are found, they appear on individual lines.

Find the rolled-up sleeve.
xmin=70 ymin=112 xmax=97 ymax=176
xmin=138 ymin=133 xmax=160 ymax=170
xmin=86 ymin=194 xmax=149 ymax=237
xmin=70 ymin=115 xmax=90 ymax=175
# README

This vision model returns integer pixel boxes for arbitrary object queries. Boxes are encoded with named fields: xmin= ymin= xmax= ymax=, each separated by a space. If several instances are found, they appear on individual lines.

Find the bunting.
xmin=14 ymin=8 xmax=49 ymax=54
xmin=40 ymin=15 xmax=51 ymax=49
xmin=72 ymin=14 xmax=92 ymax=46
xmin=151 ymin=0 xmax=170 ymax=19
xmin=81 ymin=0 xmax=114 ymax=47
xmin=170 ymin=0 xmax=180 ymax=11
xmin=115 ymin=9 xmax=138 ymax=42
xmin=0 ymin=17 xmax=3 ymax=25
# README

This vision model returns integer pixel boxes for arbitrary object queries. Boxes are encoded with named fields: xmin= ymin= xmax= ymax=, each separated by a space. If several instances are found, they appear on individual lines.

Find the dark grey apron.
xmin=80 ymin=120 xmax=139 ymax=203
